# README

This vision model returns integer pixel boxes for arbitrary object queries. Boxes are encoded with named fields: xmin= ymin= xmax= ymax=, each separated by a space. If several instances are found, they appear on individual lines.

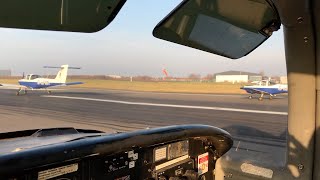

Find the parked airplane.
xmin=240 ymin=80 xmax=288 ymax=101
xmin=0 ymin=65 xmax=83 ymax=95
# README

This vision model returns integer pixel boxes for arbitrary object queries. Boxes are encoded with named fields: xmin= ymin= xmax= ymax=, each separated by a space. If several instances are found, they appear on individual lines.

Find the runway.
xmin=0 ymin=88 xmax=287 ymax=140
xmin=0 ymin=88 xmax=288 ymax=166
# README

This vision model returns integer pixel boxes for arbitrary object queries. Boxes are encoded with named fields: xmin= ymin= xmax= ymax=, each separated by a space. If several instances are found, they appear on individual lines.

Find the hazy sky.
xmin=0 ymin=0 xmax=286 ymax=77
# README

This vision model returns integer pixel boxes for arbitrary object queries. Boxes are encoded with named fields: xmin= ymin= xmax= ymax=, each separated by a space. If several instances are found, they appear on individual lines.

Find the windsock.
xmin=162 ymin=68 xmax=168 ymax=77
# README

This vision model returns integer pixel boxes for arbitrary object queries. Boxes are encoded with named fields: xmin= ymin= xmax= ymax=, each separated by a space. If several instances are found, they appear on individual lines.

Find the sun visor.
xmin=0 ymin=0 xmax=126 ymax=32
xmin=153 ymin=0 xmax=280 ymax=59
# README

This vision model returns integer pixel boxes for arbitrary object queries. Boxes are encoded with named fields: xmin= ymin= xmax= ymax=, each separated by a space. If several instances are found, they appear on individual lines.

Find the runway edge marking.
xmin=42 ymin=95 xmax=288 ymax=116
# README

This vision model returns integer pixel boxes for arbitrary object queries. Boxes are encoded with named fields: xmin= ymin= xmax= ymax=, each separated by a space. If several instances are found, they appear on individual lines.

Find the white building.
xmin=106 ymin=75 xmax=122 ymax=79
xmin=214 ymin=71 xmax=262 ymax=83
xmin=216 ymin=75 xmax=248 ymax=83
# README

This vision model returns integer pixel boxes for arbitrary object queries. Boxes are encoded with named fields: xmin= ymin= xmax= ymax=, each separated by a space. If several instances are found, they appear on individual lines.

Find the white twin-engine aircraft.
xmin=0 ymin=65 xmax=83 ymax=95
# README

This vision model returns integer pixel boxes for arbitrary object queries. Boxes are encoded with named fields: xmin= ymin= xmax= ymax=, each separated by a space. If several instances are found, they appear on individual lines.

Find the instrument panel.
xmin=7 ymin=140 xmax=212 ymax=180
xmin=0 ymin=125 xmax=233 ymax=180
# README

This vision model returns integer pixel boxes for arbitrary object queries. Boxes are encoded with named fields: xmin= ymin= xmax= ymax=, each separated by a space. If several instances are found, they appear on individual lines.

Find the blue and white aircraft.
xmin=240 ymin=80 xmax=288 ymax=101
xmin=0 ymin=65 xmax=83 ymax=95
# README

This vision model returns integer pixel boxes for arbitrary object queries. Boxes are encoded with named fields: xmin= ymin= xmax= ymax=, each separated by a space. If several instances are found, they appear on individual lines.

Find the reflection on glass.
xmin=168 ymin=140 xmax=189 ymax=160
xmin=189 ymin=14 xmax=266 ymax=58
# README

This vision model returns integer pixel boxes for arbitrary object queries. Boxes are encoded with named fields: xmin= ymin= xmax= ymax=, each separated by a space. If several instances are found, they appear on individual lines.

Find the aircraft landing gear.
xmin=258 ymin=93 xmax=264 ymax=101
xmin=44 ymin=88 xmax=52 ymax=95
xmin=16 ymin=88 xmax=21 ymax=96
xmin=269 ymin=95 xmax=273 ymax=100
xmin=248 ymin=95 xmax=253 ymax=99
xmin=16 ymin=88 xmax=27 ymax=96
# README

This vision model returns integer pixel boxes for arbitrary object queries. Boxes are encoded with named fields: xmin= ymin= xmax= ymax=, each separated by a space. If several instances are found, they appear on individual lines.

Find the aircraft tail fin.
xmin=55 ymin=65 xmax=69 ymax=83
xmin=43 ymin=65 xmax=81 ymax=83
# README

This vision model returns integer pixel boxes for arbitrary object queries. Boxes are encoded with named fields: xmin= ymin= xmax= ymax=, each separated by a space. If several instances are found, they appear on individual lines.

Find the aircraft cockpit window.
xmin=30 ymin=75 xmax=40 ymax=80
xmin=269 ymin=81 xmax=277 ymax=85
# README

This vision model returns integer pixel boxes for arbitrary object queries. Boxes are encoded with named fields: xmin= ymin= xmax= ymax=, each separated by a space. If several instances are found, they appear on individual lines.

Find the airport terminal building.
xmin=214 ymin=71 xmax=262 ymax=83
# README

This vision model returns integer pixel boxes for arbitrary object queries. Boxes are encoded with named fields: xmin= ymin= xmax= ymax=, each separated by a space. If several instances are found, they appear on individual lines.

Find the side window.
xmin=216 ymin=29 xmax=287 ymax=177
xmin=31 ymin=75 xmax=37 ymax=80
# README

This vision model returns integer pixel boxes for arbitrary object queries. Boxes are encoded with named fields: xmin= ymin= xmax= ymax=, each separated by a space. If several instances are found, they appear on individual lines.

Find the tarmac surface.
xmin=0 ymin=88 xmax=288 ymax=166
xmin=0 ymin=88 xmax=288 ymax=137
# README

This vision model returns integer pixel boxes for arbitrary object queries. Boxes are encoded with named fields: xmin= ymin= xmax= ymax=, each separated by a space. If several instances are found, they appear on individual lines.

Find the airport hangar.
xmin=214 ymin=70 xmax=262 ymax=83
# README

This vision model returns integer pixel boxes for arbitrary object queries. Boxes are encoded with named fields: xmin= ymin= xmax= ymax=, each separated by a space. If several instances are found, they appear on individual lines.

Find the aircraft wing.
xmin=241 ymin=87 xmax=270 ymax=95
xmin=46 ymin=82 xmax=84 ymax=88
xmin=250 ymin=88 xmax=270 ymax=94
xmin=0 ymin=83 xmax=27 ymax=90
xmin=65 ymin=82 xmax=84 ymax=86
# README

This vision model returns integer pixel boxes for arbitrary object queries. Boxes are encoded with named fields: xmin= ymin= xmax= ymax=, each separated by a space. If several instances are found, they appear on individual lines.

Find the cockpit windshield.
xmin=0 ymin=1 xmax=289 ymax=180
xmin=31 ymin=75 xmax=41 ymax=80
xmin=26 ymin=74 xmax=41 ymax=80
